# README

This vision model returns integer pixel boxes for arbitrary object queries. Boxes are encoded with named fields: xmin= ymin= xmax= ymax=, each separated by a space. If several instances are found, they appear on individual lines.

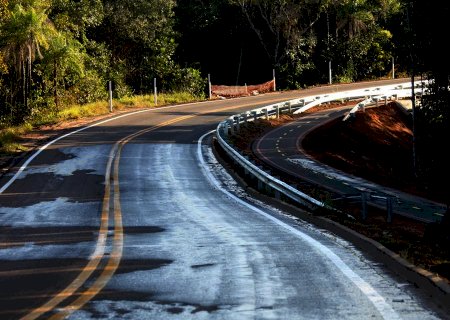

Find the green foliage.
xmin=415 ymin=81 xmax=450 ymax=201
xmin=50 ymin=0 xmax=104 ymax=38
xmin=103 ymin=0 xmax=175 ymax=46
xmin=280 ymin=35 xmax=317 ymax=89
xmin=167 ymin=67 xmax=207 ymax=97
xmin=0 ymin=122 xmax=32 ymax=152
xmin=1 ymin=1 xmax=56 ymax=70
xmin=68 ymin=69 xmax=106 ymax=105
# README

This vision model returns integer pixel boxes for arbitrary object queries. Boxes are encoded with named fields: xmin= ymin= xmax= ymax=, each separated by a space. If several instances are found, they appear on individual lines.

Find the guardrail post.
xmin=235 ymin=116 xmax=240 ymax=132
xmin=252 ymin=111 xmax=258 ymax=121
xmin=386 ymin=197 xmax=393 ymax=223
xmin=264 ymin=109 xmax=269 ymax=120
xmin=243 ymin=156 xmax=250 ymax=176
xmin=274 ymin=189 xmax=281 ymax=200
xmin=228 ymin=119 xmax=234 ymax=135
xmin=296 ymin=99 xmax=305 ymax=110
xmin=243 ymin=112 xmax=248 ymax=125
xmin=276 ymin=105 xmax=280 ymax=119
xmin=285 ymin=102 xmax=291 ymax=113
xmin=257 ymin=179 xmax=264 ymax=191
xmin=361 ymin=192 xmax=367 ymax=220
xmin=221 ymin=123 xmax=228 ymax=137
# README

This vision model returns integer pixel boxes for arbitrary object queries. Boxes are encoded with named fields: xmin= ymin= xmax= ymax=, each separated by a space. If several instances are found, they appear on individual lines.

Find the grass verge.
xmin=0 ymin=92 xmax=203 ymax=156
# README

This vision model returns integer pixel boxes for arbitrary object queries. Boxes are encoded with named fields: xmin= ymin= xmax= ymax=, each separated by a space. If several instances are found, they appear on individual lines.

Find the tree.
xmin=321 ymin=0 xmax=400 ymax=82
xmin=36 ymin=32 xmax=85 ymax=110
xmin=45 ymin=0 xmax=105 ymax=106
xmin=230 ymin=0 xmax=328 ymax=87
xmin=405 ymin=0 xmax=450 ymax=207
xmin=0 ymin=0 xmax=56 ymax=119
xmin=49 ymin=0 xmax=104 ymax=39
xmin=95 ymin=0 xmax=178 ymax=93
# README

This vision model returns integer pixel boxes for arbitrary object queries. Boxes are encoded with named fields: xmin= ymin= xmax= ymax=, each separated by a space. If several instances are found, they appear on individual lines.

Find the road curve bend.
xmin=0 ymin=79 xmax=446 ymax=319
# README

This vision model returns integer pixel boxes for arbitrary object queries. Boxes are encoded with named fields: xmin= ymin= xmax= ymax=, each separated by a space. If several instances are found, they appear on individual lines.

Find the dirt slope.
xmin=230 ymin=101 xmax=449 ymax=283
xmin=300 ymin=102 xmax=449 ymax=281
xmin=302 ymin=103 xmax=422 ymax=198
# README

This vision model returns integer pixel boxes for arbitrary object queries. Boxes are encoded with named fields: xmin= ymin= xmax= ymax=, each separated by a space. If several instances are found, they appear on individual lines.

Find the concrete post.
xmin=208 ymin=74 xmax=212 ymax=99
xmin=329 ymin=61 xmax=332 ymax=84
xmin=108 ymin=81 xmax=113 ymax=112
xmin=154 ymin=78 xmax=158 ymax=105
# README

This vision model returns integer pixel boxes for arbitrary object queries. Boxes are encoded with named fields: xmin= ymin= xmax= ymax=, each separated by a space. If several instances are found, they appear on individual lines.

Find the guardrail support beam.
xmin=286 ymin=102 xmax=291 ymax=113
xmin=361 ymin=192 xmax=367 ymax=220
xmin=228 ymin=119 xmax=234 ymax=135
xmin=222 ymin=124 xmax=228 ymax=137
xmin=243 ymin=113 xmax=248 ymax=125
xmin=234 ymin=116 xmax=240 ymax=132
xmin=387 ymin=197 xmax=393 ymax=223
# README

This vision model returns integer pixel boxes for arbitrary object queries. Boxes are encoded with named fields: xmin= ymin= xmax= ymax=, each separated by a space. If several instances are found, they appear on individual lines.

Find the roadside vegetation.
xmin=0 ymin=91 xmax=202 ymax=155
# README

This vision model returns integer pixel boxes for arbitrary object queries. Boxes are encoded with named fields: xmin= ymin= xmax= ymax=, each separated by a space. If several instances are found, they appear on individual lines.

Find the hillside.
xmin=291 ymin=102 xmax=450 ymax=282
xmin=302 ymin=103 xmax=428 ymax=200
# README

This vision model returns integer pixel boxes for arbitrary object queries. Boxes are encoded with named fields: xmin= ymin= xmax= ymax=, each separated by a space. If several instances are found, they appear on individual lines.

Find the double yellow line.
xmin=21 ymin=97 xmax=286 ymax=319
xmin=21 ymin=115 xmax=194 ymax=320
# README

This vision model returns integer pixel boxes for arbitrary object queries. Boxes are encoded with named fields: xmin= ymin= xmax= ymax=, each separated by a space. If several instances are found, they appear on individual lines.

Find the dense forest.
xmin=0 ymin=0 xmax=449 ymax=201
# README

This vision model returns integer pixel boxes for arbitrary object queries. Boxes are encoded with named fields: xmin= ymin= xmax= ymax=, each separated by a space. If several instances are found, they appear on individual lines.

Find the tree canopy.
xmin=0 ymin=0 xmax=447 ymax=124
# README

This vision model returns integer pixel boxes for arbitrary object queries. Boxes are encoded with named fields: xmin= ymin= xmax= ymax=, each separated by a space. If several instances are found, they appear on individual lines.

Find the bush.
xmin=168 ymin=67 xmax=207 ymax=97
xmin=70 ymin=70 xmax=107 ymax=105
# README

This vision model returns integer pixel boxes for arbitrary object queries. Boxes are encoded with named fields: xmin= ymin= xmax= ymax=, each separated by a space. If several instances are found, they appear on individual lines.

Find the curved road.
xmin=0 ymin=79 xmax=446 ymax=319
xmin=252 ymin=101 xmax=447 ymax=222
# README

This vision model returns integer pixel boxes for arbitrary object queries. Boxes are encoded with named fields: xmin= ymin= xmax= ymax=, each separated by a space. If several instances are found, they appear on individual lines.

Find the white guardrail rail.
xmin=215 ymin=79 xmax=429 ymax=212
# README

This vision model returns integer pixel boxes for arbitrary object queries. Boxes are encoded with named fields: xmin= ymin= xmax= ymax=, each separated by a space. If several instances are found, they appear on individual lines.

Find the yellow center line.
xmin=48 ymin=115 xmax=197 ymax=319
xmin=49 ymin=140 xmax=126 ymax=320
xmin=20 ymin=145 xmax=116 ymax=320
xmin=21 ymin=103 xmax=250 ymax=319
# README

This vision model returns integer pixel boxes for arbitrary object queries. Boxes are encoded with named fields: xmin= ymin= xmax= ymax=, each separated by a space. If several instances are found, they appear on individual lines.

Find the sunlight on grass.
xmin=0 ymin=123 xmax=33 ymax=154
xmin=0 ymin=92 xmax=203 ymax=155
xmin=58 ymin=101 xmax=110 ymax=121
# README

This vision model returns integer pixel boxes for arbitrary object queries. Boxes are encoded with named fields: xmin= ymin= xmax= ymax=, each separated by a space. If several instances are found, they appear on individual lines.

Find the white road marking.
xmin=0 ymin=104 xmax=189 ymax=194
xmin=197 ymin=131 xmax=401 ymax=320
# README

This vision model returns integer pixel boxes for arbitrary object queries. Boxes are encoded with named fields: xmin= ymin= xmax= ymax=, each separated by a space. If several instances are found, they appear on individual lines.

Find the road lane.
xmin=252 ymin=105 xmax=447 ymax=222
xmin=74 ymin=142 xmax=395 ymax=319
xmin=0 ymin=78 xmax=445 ymax=319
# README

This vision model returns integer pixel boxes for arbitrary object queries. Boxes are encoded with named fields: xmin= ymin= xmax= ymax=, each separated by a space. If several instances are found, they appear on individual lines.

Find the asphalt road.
xmin=0 ymin=79 xmax=446 ymax=319
xmin=252 ymin=105 xmax=447 ymax=222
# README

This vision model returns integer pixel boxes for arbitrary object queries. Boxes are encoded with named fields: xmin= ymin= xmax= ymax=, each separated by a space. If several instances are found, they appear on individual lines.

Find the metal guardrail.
xmin=216 ymin=125 xmax=327 ymax=211
xmin=342 ymin=88 xmax=424 ymax=121
xmin=215 ymin=80 xmax=432 ymax=216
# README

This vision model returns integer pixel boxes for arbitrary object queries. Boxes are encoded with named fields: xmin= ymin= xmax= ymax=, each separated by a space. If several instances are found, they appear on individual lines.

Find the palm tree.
xmin=0 ymin=1 xmax=56 ymax=111
xmin=334 ymin=1 xmax=374 ymax=40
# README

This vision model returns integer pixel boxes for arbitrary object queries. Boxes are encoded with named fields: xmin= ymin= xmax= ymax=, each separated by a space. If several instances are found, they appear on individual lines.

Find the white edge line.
xmin=0 ymin=104 xmax=185 ymax=194
xmin=197 ymin=130 xmax=401 ymax=320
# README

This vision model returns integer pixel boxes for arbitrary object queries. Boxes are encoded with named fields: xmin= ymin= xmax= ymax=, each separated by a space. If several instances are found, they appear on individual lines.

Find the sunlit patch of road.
xmin=63 ymin=140 xmax=442 ymax=319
